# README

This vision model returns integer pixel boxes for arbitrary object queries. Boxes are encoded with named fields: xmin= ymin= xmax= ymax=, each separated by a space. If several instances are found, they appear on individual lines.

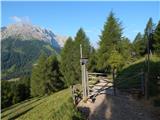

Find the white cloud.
xmin=10 ymin=16 xmax=30 ymax=23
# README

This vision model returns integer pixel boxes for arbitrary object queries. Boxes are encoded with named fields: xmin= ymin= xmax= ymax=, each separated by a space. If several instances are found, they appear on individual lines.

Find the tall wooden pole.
xmin=145 ymin=29 xmax=152 ymax=100
xmin=80 ymin=44 xmax=82 ymax=58
xmin=83 ymin=64 xmax=87 ymax=97
xmin=86 ymin=70 xmax=89 ymax=96
xmin=80 ymin=44 xmax=84 ymax=97
xmin=147 ymin=34 xmax=150 ymax=100
xmin=80 ymin=44 xmax=89 ymax=100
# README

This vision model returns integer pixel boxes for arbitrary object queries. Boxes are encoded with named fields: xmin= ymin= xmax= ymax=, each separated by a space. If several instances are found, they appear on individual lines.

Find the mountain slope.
xmin=1 ymin=23 xmax=67 ymax=80
xmin=1 ymin=38 xmax=57 ymax=80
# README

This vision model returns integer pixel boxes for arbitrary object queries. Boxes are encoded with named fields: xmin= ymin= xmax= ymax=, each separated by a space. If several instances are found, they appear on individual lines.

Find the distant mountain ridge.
xmin=1 ymin=23 xmax=68 ymax=48
xmin=1 ymin=22 xmax=68 ymax=80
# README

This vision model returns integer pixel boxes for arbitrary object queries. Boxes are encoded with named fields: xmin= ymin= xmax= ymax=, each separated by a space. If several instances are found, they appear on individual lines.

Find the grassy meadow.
xmin=1 ymin=89 xmax=83 ymax=120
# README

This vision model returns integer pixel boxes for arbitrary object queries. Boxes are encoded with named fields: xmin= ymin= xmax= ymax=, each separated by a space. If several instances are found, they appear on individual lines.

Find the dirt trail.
xmin=78 ymin=93 xmax=160 ymax=120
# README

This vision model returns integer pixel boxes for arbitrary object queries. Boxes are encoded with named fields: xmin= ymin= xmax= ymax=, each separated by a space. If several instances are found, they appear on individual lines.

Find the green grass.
xmin=1 ymin=89 xmax=83 ymax=120
xmin=116 ymin=55 xmax=160 ymax=93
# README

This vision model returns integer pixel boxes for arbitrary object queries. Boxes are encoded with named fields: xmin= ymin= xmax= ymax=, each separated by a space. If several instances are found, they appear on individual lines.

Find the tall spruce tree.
xmin=73 ymin=28 xmax=91 ymax=82
xmin=97 ymin=12 xmax=122 ymax=72
xmin=31 ymin=53 xmax=47 ymax=97
xmin=60 ymin=29 xmax=90 ymax=87
xmin=45 ymin=55 xmax=63 ymax=94
xmin=143 ymin=18 xmax=154 ymax=54
xmin=133 ymin=32 xmax=145 ymax=56
xmin=119 ymin=37 xmax=132 ymax=63
xmin=153 ymin=21 xmax=160 ymax=54
xmin=60 ymin=37 xmax=76 ymax=87
xmin=88 ymin=47 xmax=98 ymax=72
xmin=31 ymin=54 xmax=63 ymax=96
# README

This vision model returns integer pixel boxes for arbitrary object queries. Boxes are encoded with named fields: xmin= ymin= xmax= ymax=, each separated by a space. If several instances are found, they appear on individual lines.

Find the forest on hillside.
xmin=1 ymin=38 xmax=58 ymax=80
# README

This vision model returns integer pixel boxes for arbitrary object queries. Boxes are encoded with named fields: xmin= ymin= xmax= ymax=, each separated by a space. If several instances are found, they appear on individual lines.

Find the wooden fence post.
xmin=141 ymin=69 xmax=145 ymax=95
xmin=145 ymin=72 xmax=148 ymax=100
xmin=113 ymin=68 xmax=116 ymax=96
xmin=86 ymin=70 xmax=89 ymax=96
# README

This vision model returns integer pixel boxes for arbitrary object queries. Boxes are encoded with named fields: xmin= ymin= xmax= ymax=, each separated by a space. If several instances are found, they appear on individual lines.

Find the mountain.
xmin=1 ymin=23 xmax=68 ymax=49
xmin=1 ymin=23 xmax=67 ymax=80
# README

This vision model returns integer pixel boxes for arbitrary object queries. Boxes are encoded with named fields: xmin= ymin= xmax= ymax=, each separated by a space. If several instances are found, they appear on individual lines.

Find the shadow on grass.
xmin=4 ymin=100 xmax=46 ymax=120
xmin=1 ymin=98 xmax=42 ymax=118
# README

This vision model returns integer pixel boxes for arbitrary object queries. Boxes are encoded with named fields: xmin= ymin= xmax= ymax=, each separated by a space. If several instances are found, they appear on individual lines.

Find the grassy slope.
xmin=116 ymin=55 xmax=160 ymax=95
xmin=1 ymin=89 xmax=82 ymax=120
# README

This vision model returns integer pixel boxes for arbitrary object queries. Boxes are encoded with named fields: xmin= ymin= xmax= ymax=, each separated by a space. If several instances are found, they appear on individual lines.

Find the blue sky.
xmin=2 ymin=1 xmax=160 ymax=47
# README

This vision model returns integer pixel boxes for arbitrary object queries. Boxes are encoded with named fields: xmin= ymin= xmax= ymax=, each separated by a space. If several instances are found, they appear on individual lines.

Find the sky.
xmin=1 ymin=1 xmax=160 ymax=47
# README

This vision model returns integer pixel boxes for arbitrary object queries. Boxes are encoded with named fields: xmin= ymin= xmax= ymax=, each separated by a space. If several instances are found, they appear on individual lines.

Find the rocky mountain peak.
xmin=1 ymin=23 xmax=68 ymax=48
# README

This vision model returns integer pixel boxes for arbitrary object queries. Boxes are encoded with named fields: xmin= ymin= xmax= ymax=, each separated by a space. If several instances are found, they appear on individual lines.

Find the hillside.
xmin=116 ymin=55 xmax=160 ymax=97
xmin=1 ymin=23 xmax=67 ymax=80
xmin=1 ymin=38 xmax=58 ymax=80
xmin=1 ymin=89 xmax=83 ymax=120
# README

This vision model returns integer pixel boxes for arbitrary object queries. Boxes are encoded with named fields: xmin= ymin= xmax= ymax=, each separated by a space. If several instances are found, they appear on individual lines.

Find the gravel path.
xmin=78 ymin=93 xmax=159 ymax=120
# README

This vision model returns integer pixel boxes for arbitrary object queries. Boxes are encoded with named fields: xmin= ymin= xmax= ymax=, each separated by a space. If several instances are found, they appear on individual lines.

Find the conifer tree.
xmin=31 ymin=53 xmax=47 ymax=97
xmin=31 ymin=53 xmax=63 ymax=96
xmin=60 ymin=37 xmax=76 ymax=87
xmin=108 ymin=49 xmax=124 ymax=70
xmin=143 ymin=18 xmax=154 ymax=54
xmin=133 ymin=32 xmax=145 ymax=56
xmin=153 ymin=21 xmax=160 ymax=54
xmin=60 ymin=29 xmax=91 ymax=86
xmin=88 ymin=47 xmax=97 ymax=72
xmin=45 ymin=55 xmax=63 ymax=94
xmin=73 ymin=28 xmax=91 ymax=82
xmin=97 ymin=11 xmax=122 ymax=72
xmin=119 ymin=37 xmax=132 ymax=62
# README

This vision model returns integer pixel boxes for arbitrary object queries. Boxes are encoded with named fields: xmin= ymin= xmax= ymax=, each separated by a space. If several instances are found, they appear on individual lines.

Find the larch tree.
xmin=60 ymin=29 xmax=91 ymax=87
xmin=31 ymin=53 xmax=47 ymax=97
xmin=97 ymin=11 xmax=123 ymax=72
xmin=153 ymin=21 xmax=160 ymax=54
xmin=143 ymin=18 xmax=154 ymax=54
xmin=60 ymin=37 xmax=76 ymax=87
xmin=73 ymin=28 xmax=91 ymax=82
xmin=133 ymin=32 xmax=145 ymax=56
xmin=45 ymin=55 xmax=63 ymax=94
xmin=88 ymin=47 xmax=98 ymax=72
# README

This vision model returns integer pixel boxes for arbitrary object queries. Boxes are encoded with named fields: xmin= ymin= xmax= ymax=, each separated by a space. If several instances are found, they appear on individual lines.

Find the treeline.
xmin=97 ymin=12 xmax=160 ymax=72
xmin=133 ymin=18 xmax=160 ymax=57
xmin=1 ymin=76 xmax=30 ymax=108
xmin=2 ymin=11 xmax=160 ymax=109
